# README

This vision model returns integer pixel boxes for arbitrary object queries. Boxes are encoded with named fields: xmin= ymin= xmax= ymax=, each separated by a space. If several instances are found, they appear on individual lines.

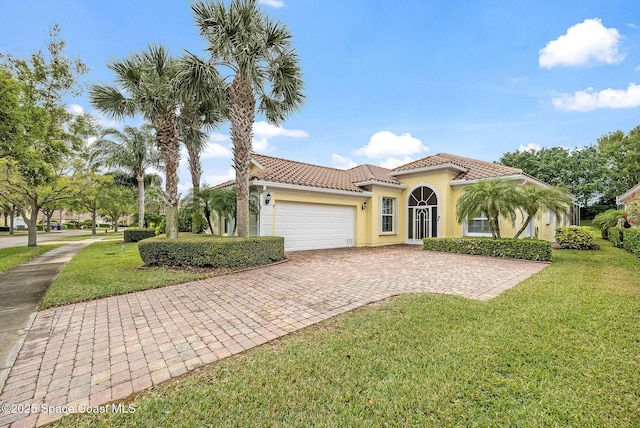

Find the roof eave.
xmin=353 ymin=180 xmax=407 ymax=189
xmin=618 ymin=182 xmax=640 ymax=203
xmin=390 ymin=163 xmax=467 ymax=177
xmin=450 ymin=174 xmax=552 ymax=188
xmin=251 ymin=179 xmax=373 ymax=197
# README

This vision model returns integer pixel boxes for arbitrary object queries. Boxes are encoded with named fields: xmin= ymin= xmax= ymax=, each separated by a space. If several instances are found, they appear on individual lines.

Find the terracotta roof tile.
xmin=251 ymin=154 xmax=366 ymax=192
xmin=392 ymin=153 xmax=523 ymax=181
xmin=348 ymin=164 xmax=400 ymax=185
xmin=211 ymin=153 xmax=530 ymax=191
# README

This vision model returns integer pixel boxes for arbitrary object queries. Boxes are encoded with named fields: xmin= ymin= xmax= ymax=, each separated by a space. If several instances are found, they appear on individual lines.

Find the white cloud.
xmin=331 ymin=154 xmax=357 ymax=170
xmin=379 ymin=157 xmax=414 ymax=169
xmin=353 ymin=131 xmax=428 ymax=158
xmin=67 ymin=104 xmax=85 ymax=115
xmin=258 ymin=0 xmax=284 ymax=7
xmin=204 ymin=168 xmax=236 ymax=187
xmin=251 ymin=121 xmax=308 ymax=153
xmin=201 ymin=143 xmax=233 ymax=159
xmin=552 ymin=83 xmax=640 ymax=111
xmin=539 ymin=18 xmax=624 ymax=68
xmin=92 ymin=111 xmax=122 ymax=129
xmin=635 ymin=65 xmax=640 ymax=71
xmin=518 ymin=143 xmax=542 ymax=152
xmin=252 ymin=121 xmax=308 ymax=139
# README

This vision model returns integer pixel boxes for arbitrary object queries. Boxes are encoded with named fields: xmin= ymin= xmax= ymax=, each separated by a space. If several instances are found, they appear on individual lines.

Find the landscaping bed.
xmin=423 ymin=237 xmax=552 ymax=261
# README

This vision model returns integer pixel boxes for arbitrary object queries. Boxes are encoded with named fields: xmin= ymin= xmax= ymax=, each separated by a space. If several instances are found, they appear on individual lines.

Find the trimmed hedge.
xmin=608 ymin=227 xmax=625 ymax=248
xmin=555 ymin=226 xmax=600 ymax=250
xmin=138 ymin=235 xmax=285 ymax=268
xmin=0 ymin=226 xmax=9 ymax=232
xmin=423 ymin=237 xmax=552 ymax=261
xmin=124 ymin=229 xmax=157 ymax=243
xmin=621 ymin=228 xmax=640 ymax=257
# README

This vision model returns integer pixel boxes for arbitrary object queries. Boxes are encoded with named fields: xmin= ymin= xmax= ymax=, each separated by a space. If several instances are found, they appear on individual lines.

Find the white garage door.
xmin=274 ymin=202 xmax=355 ymax=251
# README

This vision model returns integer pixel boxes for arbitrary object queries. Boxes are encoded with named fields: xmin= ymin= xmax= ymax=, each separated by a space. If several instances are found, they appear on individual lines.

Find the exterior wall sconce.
xmin=265 ymin=193 xmax=272 ymax=205
xmin=361 ymin=201 xmax=367 ymax=210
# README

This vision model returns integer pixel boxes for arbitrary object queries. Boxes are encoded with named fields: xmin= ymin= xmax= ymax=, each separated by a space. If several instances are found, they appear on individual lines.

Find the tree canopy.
xmin=499 ymin=146 xmax=607 ymax=207
xmin=0 ymin=25 xmax=94 ymax=246
xmin=597 ymin=125 xmax=640 ymax=198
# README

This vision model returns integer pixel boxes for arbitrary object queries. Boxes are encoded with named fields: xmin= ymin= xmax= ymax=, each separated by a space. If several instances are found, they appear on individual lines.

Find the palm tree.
xmin=89 ymin=45 xmax=183 ymax=238
xmin=191 ymin=0 xmax=305 ymax=237
xmin=91 ymin=124 xmax=160 ymax=228
xmin=178 ymin=91 xmax=225 ymax=233
xmin=208 ymin=186 xmax=259 ymax=235
xmin=456 ymin=179 xmax=520 ymax=239
xmin=514 ymin=186 xmax=572 ymax=239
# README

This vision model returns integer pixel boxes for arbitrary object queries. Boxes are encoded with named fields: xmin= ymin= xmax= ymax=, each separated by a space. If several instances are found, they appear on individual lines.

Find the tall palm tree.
xmin=89 ymin=45 xmax=183 ymax=238
xmin=178 ymin=89 xmax=225 ymax=233
xmin=514 ymin=186 xmax=572 ymax=239
xmin=456 ymin=179 xmax=520 ymax=239
xmin=91 ymin=124 xmax=160 ymax=228
xmin=191 ymin=0 xmax=305 ymax=237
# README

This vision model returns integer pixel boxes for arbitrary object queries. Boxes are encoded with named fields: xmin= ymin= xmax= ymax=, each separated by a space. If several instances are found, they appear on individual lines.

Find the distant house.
xmin=213 ymin=153 xmax=575 ymax=252
xmin=617 ymin=182 xmax=640 ymax=210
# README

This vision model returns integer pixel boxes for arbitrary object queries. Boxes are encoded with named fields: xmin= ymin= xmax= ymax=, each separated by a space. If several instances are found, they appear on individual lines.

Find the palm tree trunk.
xmin=229 ymin=74 xmax=255 ymax=238
xmin=514 ymin=214 xmax=532 ymax=239
xmin=187 ymin=144 xmax=202 ymax=234
xmin=491 ymin=212 xmax=501 ymax=239
xmin=137 ymin=169 xmax=145 ymax=229
xmin=155 ymin=113 xmax=180 ymax=239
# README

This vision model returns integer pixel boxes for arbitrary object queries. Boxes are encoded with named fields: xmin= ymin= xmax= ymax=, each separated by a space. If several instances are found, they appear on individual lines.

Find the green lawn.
xmin=55 ymin=239 xmax=640 ymax=427
xmin=54 ymin=231 xmax=123 ymax=241
xmin=40 ymin=240 xmax=214 ymax=309
xmin=0 ymin=245 xmax=63 ymax=272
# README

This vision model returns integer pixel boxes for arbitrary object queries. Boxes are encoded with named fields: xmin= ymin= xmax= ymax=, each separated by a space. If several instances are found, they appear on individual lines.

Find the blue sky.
xmin=2 ymin=0 xmax=640 ymax=193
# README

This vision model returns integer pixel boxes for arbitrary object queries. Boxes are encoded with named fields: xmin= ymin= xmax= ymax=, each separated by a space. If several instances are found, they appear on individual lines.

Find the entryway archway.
xmin=407 ymin=186 xmax=438 ymax=244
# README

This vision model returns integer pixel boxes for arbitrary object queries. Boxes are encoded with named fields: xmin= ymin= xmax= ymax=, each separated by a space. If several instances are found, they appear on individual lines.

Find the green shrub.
xmin=592 ymin=209 xmax=625 ymax=239
xmin=621 ymin=228 xmax=640 ymax=257
xmin=124 ymin=229 xmax=157 ymax=243
xmin=422 ymin=237 xmax=552 ymax=261
xmin=608 ymin=227 xmax=625 ymax=248
xmin=138 ymin=236 xmax=285 ymax=268
xmin=555 ymin=226 xmax=599 ymax=250
xmin=0 ymin=226 xmax=9 ymax=232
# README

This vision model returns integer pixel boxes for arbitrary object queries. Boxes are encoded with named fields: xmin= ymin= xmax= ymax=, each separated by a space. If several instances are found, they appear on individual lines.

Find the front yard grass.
xmin=55 ymin=239 xmax=640 ymax=427
xmin=0 ymin=245 xmax=63 ymax=272
xmin=40 ymin=240 xmax=213 ymax=309
xmin=54 ymin=231 xmax=123 ymax=241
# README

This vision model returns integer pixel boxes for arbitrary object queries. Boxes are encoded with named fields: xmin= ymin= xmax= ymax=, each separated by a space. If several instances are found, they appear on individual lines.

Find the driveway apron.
xmin=0 ymin=245 xmax=548 ymax=427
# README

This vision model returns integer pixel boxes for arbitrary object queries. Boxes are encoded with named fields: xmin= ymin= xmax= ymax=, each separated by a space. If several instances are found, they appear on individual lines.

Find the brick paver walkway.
xmin=0 ymin=245 xmax=547 ymax=427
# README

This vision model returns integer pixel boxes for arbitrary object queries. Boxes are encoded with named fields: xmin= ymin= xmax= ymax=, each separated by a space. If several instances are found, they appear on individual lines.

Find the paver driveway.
xmin=0 ymin=245 xmax=547 ymax=427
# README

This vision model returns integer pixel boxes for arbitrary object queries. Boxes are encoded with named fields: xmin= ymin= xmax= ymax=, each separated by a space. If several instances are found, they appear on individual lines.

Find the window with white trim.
xmin=467 ymin=216 xmax=491 ymax=235
xmin=380 ymin=197 xmax=396 ymax=234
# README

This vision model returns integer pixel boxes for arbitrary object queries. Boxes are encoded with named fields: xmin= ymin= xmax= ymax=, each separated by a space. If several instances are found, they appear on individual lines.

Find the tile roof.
xmin=210 ymin=153 xmax=531 ymax=192
xmin=348 ymin=164 xmax=401 ymax=185
xmin=251 ymin=154 xmax=368 ymax=192
xmin=392 ymin=153 xmax=523 ymax=181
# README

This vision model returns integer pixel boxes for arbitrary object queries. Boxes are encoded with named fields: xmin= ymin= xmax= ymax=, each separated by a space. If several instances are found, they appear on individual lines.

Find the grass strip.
xmin=40 ymin=241 xmax=211 ymax=309
xmin=55 ymin=239 xmax=640 ymax=427
xmin=0 ymin=244 xmax=63 ymax=272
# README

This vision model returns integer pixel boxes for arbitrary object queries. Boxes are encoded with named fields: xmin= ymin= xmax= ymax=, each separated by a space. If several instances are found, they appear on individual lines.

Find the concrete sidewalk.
xmin=0 ymin=245 xmax=548 ymax=427
xmin=0 ymin=239 xmax=102 ymax=395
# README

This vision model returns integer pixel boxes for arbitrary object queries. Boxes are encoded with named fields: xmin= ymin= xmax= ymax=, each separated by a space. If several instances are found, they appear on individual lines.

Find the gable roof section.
xmin=392 ymin=152 xmax=523 ymax=181
xmin=251 ymin=154 xmax=367 ymax=193
xmin=348 ymin=164 xmax=402 ymax=186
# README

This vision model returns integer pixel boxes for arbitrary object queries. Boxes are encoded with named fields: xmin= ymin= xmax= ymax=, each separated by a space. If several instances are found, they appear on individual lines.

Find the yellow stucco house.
xmin=219 ymin=153 xmax=574 ymax=251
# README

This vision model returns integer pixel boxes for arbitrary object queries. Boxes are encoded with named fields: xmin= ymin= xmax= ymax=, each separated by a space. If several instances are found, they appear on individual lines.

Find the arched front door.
xmin=407 ymin=186 xmax=438 ymax=244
